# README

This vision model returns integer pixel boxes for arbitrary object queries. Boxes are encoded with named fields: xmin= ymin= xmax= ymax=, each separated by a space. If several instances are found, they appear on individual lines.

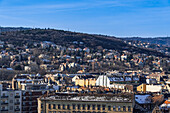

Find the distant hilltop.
xmin=0 ymin=27 xmax=31 ymax=33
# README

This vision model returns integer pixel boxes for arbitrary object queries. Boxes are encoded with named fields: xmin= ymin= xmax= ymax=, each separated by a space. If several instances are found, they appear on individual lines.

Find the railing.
xmin=15 ymin=102 xmax=20 ymax=105
xmin=15 ymin=95 xmax=20 ymax=98
xmin=15 ymin=108 xmax=20 ymax=111
xmin=1 ymin=96 xmax=8 ymax=98
xmin=1 ymin=109 xmax=8 ymax=111
xmin=1 ymin=102 xmax=8 ymax=105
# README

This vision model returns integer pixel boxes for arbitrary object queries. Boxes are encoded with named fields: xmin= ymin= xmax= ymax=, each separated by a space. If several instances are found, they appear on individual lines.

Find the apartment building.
xmin=0 ymin=84 xmax=22 ymax=113
xmin=12 ymin=74 xmax=54 ymax=113
xmin=38 ymin=93 xmax=134 ymax=113
xmin=21 ymin=83 xmax=49 ymax=113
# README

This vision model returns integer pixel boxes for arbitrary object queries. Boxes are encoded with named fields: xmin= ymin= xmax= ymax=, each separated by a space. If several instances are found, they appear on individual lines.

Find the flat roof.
xmin=41 ymin=93 xmax=133 ymax=102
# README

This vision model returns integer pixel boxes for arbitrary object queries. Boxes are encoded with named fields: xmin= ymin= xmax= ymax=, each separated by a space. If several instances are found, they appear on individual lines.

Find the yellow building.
xmin=137 ymin=84 xmax=164 ymax=93
xmin=38 ymin=93 xmax=134 ymax=113
xmin=137 ymin=84 xmax=146 ymax=93
xmin=75 ymin=78 xmax=96 ymax=87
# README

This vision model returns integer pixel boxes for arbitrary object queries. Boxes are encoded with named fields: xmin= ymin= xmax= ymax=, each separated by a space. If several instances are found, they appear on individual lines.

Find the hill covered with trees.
xmin=0 ymin=28 xmax=168 ymax=57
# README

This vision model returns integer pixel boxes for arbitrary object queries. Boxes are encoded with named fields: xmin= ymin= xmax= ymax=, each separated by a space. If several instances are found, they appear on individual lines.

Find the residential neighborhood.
xmin=0 ymin=32 xmax=169 ymax=113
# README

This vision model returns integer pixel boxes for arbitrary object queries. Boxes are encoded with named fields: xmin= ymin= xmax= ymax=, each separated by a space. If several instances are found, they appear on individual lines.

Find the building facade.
xmin=11 ymin=74 xmax=53 ymax=113
xmin=0 ymin=84 xmax=22 ymax=113
xmin=38 ymin=93 xmax=134 ymax=113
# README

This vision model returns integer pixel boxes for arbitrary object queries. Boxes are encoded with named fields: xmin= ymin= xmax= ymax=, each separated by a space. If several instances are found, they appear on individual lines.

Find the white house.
xmin=96 ymin=75 xmax=110 ymax=87
xmin=96 ymin=75 xmax=139 ymax=88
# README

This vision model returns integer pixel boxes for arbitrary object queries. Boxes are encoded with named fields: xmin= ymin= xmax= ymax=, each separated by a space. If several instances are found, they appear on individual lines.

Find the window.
xmin=53 ymin=104 xmax=56 ymax=109
xmin=123 ymin=106 xmax=126 ymax=111
xmin=128 ymin=106 xmax=131 ymax=112
xmin=29 ymin=92 xmax=32 ymax=95
xmin=23 ymin=92 xmax=26 ymax=96
xmin=108 ymin=106 xmax=111 ymax=111
xmin=41 ymin=103 xmax=43 ymax=109
xmin=97 ymin=105 xmax=100 ymax=110
xmin=63 ymin=104 xmax=65 ymax=109
xmin=58 ymin=104 xmax=60 ymax=109
xmin=87 ymin=105 xmax=90 ymax=110
xmin=73 ymin=104 xmax=76 ymax=110
xmin=29 ymin=102 xmax=32 ymax=105
xmin=78 ymin=104 xmax=81 ymax=110
xmin=16 ymin=93 xmax=19 ymax=95
xmin=49 ymin=104 xmax=51 ymax=109
xmin=2 ymin=107 xmax=5 ymax=110
xmin=118 ymin=106 xmax=121 ymax=111
xmin=92 ymin=105 xmax=96 ymax=110
xmin=113 ymin=106 xmax=116 ymax=111
xmin=67 ymin=105 xmax=70 ymax=110
xmin=16 ymin=99 xmax=19 ymax=103
xmin=10 ymin=106 xmax=13 ymax=110
xmin=23 ymin=96 xmax=26 ymax=99
xmin=102 ymin=105 xmax=105 ymax=111
xmin=10 ymin=100 xmax=13 ymax=103
xmin=82 ymin=104 xmax=86 ymax=110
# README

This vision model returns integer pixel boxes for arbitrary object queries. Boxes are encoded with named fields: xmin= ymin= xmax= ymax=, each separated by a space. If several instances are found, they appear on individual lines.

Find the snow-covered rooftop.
xmin=135 ymin=95 xmax=151 ymax=104
xmin=42 ymin=94 xmax=132 ymax=102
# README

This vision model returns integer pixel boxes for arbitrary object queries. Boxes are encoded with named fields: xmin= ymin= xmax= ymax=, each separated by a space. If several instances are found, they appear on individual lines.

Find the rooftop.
xmin=135 ymin=94 xmax=152 ymax=104
xmin=41 ymin=93 xmax=133 ymax=102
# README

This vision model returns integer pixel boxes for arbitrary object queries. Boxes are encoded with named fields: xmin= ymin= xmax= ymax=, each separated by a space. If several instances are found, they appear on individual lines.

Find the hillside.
xmin=123 ymin=37 xmax=170 ymax=46
xmin=0 ymin=28 xmax=168 ymax=57
xmin=0 ymin=27 xmax=31 ymax=33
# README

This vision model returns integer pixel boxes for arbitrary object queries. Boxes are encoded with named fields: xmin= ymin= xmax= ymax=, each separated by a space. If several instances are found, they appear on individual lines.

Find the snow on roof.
xmin=160 ymin=103 xmax=170 ymax=108
xmin=135 ymin=95 xmax=151 ymax=104
xmin=43 ymin=95 xmax=132 ymax=102
xmin=125 ymin=77 xmax=132 ymax=81
xmin=6 ymin=68 xmax=13 ymax=70
xmin=133 ymin=77 xmax=139 ymax=81
xmin=108 ymin=77 xmax=124 ymax=82
xmin=16 ymin=79 xmax=27 ymax=81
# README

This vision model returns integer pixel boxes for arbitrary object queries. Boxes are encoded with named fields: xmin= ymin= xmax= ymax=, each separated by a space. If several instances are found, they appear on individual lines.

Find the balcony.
xmin=15 ymin=95 xmax=20 ymax=98
xmin=1 ymin=109 xmax=8 ymax=111
xmin=15 ymin=108 xmax=20 ymax=111
xmin=15 ymin=102 xmax=20 ymax=105
xmin=1 ymin=96 xmax=8 ymax=98
xmin=1 ymin=102 xmax=8 ymax=105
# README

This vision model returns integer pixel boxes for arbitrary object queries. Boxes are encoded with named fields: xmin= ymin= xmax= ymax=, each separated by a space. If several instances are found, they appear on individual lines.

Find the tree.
xmin=14 ymin=65 xmax=22 ymax=70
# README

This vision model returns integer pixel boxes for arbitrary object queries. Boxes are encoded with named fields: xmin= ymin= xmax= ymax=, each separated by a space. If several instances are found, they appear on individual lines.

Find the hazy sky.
xmin=0 ymin=0 xmax=170 ymax=37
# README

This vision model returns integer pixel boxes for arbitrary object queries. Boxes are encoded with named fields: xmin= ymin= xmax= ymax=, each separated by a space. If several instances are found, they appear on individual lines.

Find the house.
xmin=74 ymin=75 xmax=96 ymax=87
xmin=59 ymin=63 xmax=69 ymax=71
xmin=121 ymin=54 xmax=127 ymax=61
xmin=134 ymin=94 xmax=152 ymax=112
xmin=96 ymin=75 xmax=139 ymax=88
xmin=137 ymin=84 xmax=163 ymax=93
xmin=83 ymin=47 xmax=90 ymax=53
xmin=160 ymin=99 xmax=170 ymax=112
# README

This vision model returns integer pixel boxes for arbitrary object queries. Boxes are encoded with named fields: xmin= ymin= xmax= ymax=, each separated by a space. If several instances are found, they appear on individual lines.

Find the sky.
xmin=0 ymin=0 xmax=170 ymax=37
